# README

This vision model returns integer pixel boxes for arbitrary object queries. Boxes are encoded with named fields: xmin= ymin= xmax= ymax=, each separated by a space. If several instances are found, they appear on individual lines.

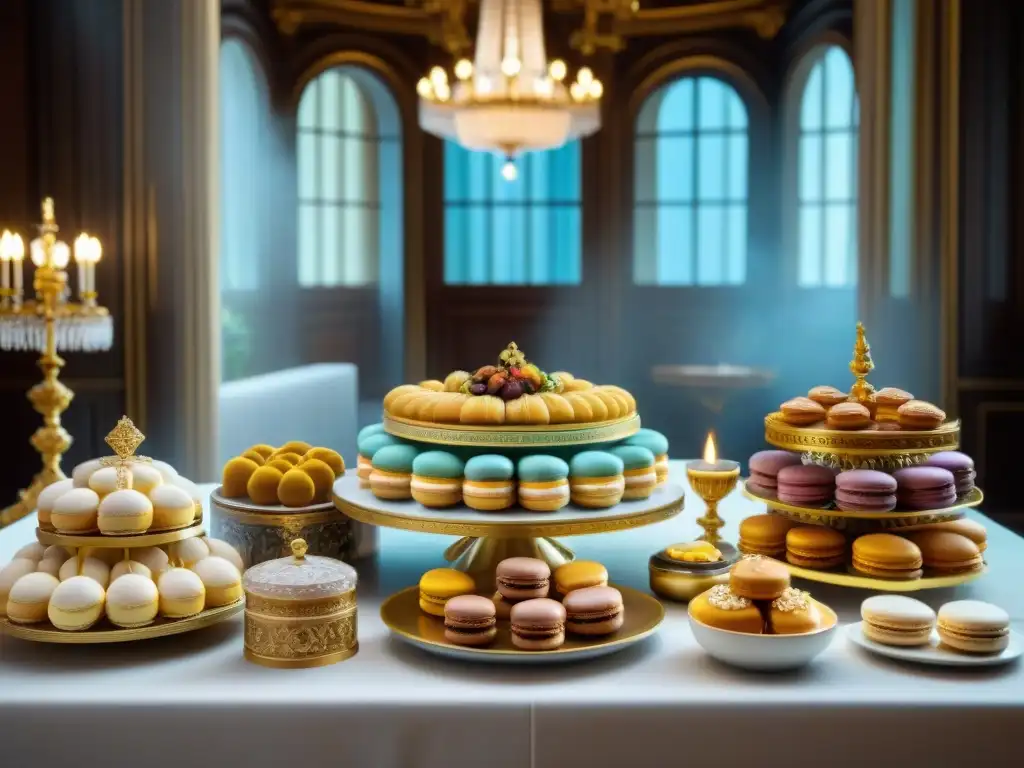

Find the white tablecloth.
xmin=1 ymin=462 xmax=1022 ymax=768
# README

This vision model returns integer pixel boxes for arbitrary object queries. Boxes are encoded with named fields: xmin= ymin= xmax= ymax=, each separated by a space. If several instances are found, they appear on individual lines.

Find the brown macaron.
xmin=826 ymin=402 xmax=872 ymax=430
xmin=739 ymin=514 xmax=795 ymax=558
xmin=807 ymin=385 xmax=848 ymax=408
xmin=443 ymin=594 xmax=498 ymax=647
xmin=495 ymin=557 xmax=551 ymax=601
xmin=903 ymin=530 xmax=984 ymax=575
xmin=907 ymin=518 xmax=987 ymax=552
xmin=780 ymin=397 xmax=826 ymax=426
xmin=875 ymin=387 xmax=914 ymax=421
xmin=786 ymin=526 xmax=847 ymax=569
xmin=851 ymin=534 xmax=923 ymax=580
xmin=510 ymin=598 xmax=566 ymax=651
xmin=729 ymin=556 xmax=791 ymax=600
xmin=563 ymin=586 xmax=625 ymax=636
xmin=898 ymin=400 xmax=946 ymax=430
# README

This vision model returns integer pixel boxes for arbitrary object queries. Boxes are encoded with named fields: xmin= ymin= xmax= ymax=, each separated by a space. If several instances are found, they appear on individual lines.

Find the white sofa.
xmin=217 ymin=364 xmax=359 ymax=470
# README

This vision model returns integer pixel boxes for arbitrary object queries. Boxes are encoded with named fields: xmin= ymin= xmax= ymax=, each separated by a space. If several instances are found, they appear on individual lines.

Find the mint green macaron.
xmin=357 ymin=423 xmax=386 ymax=444
xmin=371 ymin=444 xmax=420 ymax=473
xmin=464 ymin=454 xmax=515 ymax=481
xmin=358 ymin=432 xmax=403 ymax=459
xmin=412 ymin=451 xmax=465 ymax=479
xmin=623 ymin=428 xmax=669 ymax=457
xmin=609 ymin=445 xmax=655 ymax=471
xmin=517 ymin=455 xmax=570 ymax=483
xmin=569 ymin=451 xmax=625 ymax=478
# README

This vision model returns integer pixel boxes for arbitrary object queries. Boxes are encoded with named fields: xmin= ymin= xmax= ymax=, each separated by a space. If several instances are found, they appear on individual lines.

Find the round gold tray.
xmin=0 ymin=600 xmax=242 ymax=644
xmin=764 ymin=412 xmax=960 ymax=470
xmin=382 ymin=412 xmax=640 ymax=447
xmin=782 ymin=560 xmax=987 ymax=592
xmin=742 ymin=480 xmax=982 ymax=529
xmin=381 ymin=584 xmax=662 ymax=664
xmin=36 ymin=519 xmax=207 ymax=549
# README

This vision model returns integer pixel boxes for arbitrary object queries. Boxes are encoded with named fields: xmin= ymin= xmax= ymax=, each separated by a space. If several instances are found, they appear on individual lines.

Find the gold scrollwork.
xmin=245 ymin=613 xmax=358 ymax=661
xmin=246 ymin=592 xmax=357 ymax=619
xmin=382 ymin=413 xmax=641 ymax=448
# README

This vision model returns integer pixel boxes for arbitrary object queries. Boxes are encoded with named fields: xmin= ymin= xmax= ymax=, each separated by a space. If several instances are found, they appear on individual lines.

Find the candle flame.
xmin=703 ymin=432 xmax=717 ymax=464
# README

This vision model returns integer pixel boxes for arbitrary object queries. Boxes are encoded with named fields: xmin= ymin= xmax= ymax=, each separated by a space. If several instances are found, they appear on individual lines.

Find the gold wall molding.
xmin=607 ymin=0 xmax=789 ymax=40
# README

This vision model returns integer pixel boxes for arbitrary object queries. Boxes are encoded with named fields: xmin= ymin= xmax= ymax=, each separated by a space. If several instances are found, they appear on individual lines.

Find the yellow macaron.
xmin=418 ymin=568 xmax=475 ymax=617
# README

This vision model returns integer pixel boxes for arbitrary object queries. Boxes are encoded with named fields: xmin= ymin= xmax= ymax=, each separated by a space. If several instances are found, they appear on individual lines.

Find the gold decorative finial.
xmin=499 ymin=341 xmax=526 ymax=369
xmin=291 ymin=539 xmax=308 ymax=560
xmin=849 ymin=322 xmax=876 ymax=406
xmin=100 ymin=416 xmax=150 ymax=489
xmin=42 ymin=197 xmax=55 ymax=224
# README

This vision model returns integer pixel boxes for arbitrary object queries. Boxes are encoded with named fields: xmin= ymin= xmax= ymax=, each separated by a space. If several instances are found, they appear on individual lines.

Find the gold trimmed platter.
xmin=0 ymin=600 xmax=242 ymax=644
xmin=36 ymin=520 xmax=207 ymax=549
xmin=742 ymin=481 xmax=982 ymax=530
xmin=382 ymin=412 xmax=641 ymax=447
xmin=334 ymin=475 xmax=685 ymax=539
xmin=783 ymin=561 xmax=987 ymax=592
xmin=381 ymin=584 xmax=663 ymax=664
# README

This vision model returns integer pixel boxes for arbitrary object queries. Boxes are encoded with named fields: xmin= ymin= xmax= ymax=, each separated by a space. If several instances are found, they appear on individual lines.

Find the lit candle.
xmin=89 ymin=236 xmax=102 ymax=298
xmin=74 ymin=233 xmax=90 ymax=300
xmin=0 ymin=231 xmax=11 ymax=293
xmin=685 ymin=431 xmax=740 ymax=546
xmin=688 ymin=432 xmax=740 ymax=473
xmin=10 ymin=233 xmax=24 ymax=300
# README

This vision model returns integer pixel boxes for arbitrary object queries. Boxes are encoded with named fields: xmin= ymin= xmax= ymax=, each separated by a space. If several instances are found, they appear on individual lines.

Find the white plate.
xmin=846 ymin=622 xmax=1023 ymax=667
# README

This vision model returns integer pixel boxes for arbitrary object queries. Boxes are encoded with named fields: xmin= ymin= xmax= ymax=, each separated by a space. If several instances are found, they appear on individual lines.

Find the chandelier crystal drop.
xmin=418 ymin=0 xmax=602 ymax=178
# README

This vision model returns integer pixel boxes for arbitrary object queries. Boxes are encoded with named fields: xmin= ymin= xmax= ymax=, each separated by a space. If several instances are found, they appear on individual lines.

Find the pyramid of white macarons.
xmin=36 ymin=457 xmax=205 ymax=536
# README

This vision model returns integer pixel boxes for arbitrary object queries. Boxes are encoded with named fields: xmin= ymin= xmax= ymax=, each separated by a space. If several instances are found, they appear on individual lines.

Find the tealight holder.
xmin=685 ymin=460 xmax=739 ymax=545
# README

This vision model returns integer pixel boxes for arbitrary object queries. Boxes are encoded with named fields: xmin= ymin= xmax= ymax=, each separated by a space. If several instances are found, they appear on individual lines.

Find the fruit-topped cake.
xmin=383 ymin=342 xmax=637 ymax=426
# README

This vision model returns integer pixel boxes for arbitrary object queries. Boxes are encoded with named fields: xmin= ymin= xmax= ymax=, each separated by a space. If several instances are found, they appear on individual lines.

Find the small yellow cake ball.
xmin=241 ymin=450 xmax=266 ymax=466
xmin=175 ymin=537 xmax=210 ymax=568
xmin=299 ymin=459 xmax=335 ymax=503
xmin=6 ymin=572 xmax=60 ymax=624
xmin=266 ymin=459 xmax=293 ymax=474
xmin=222 ymin=456 xmax=260 ymax=498
xmin=36 ymin=558 xmax=63 ymax=578
xmin=157 ymin=568 xmax=205 ymax=618
xmin=14 ymin=542 xmax=46 ymax=563
xmin=82 ymin=546 xmax=126 ymax=568
xmin=71 ymin=458 xmax=103 ymax=488
xmin=59 ymin=556 xmax=111 ymax=588
xmin=248 ymin=444 xmax=276 ymax=459
xmin=130 ymin=463 xmax=164 ymax=495
xmin=110 ymin=560 xmax=153 ymax=582
xmin=278 ymin=469 xmax=317 ymax=507
xmin=272 ymin=452 xmax=303 ymax=467
xmin=0 ymin=559 xmax=38 ymax=618
xmin=151 ymin=459 xmax=179 ymax=482
xmin=89 ymin=466 xmax=130 ymax=497
xmin=192 ymin=556 xmax=243 ymax=608
xmin=148 ymin=484 xmax=195 ymax=531
xmin=247 ymin=465 xmax=284 ymax=505
xmin=48 ymin=576 xmax=106 ymax=631
xmin=131 ymin=547 xmax=170 ymax=577
xmin=51 ymin=488 xmax=101 ymax=534
xmin=204 ymin=539 xmax=244 ymax=572
xmin=106 ymin=573 xmax=159 ymax=628
xmin=304 ymin=447 xmax=345 ymax=476
xmin=275 ymin=440 xmax=313 ymax=457
xmin=98 ymin=489 xmax=154 ymax=535
xmin=419 ymin=379 xmax=445 ymax=392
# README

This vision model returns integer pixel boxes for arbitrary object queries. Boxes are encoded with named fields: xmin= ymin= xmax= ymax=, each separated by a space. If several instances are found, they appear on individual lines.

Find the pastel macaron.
xmin=495 ymin=557 xmax=551 ymax=601
xmin=775 ymin=464 xmax=836 ymax=506
xmin=747 ymin=450 xmax=802 ymax=494
xmin=623 ymin=429 xmax=670 ymax=485
xmin=357 ymin=431 xmax=403 ymax=484
xmin=410 ymin=451 xmax=465 ymax=508
xmin=569 ymin=451 xmax=625 ymax=509
xmin=418 ymin=568 xmax=475 ymax=617
xmin=785 ymin=525 xmax=846 ymax=569
xmin=563 ymin=585 xmax=624 ymax=636
xmin=608 ymin=445 xmax=657 ymax=500
xmin=923 ymin=451 xmax=976 ymax=495
xmin=510 ymin=598 xmax=567 ymax=651
xmin=443 ymin=594 xmax=497 ymax=647
xmin=369 ymin=444 xmax=420 ymax=500
xmin=552 ymin=560 xmax=608 ymax=598
xmin=835 ymin=469 xmax=898 ymax=512
xmin=892 ymin=466 xmax=957 ymax=510
xmin=936 ymin=600 xmax=1010 ymax=654
xmin=516 ymin=455 xmax=570 ymax=512
xmin=462 ymin=455 xmax=516 ymax=511
xmin=860 ymin=595 xmax=936 ymax=646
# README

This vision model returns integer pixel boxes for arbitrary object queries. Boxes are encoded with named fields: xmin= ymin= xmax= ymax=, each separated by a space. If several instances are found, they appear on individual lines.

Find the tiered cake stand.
xmin=2 ymin=521 xmax=243 ymax=644
xmin=334 ymin=414 xmax=684 ymax=590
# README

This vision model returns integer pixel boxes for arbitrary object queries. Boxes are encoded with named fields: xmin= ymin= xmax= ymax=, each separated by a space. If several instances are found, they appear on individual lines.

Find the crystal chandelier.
xmin=417 ymin=0 xmax=603 ymax=180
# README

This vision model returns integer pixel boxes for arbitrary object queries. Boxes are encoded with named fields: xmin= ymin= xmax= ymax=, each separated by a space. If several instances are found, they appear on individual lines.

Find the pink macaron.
xmin=510 ymin=598 xmax=566 ymax=651
xmin=893 ymin=466 xmax=957 ymax=510
xmin=776 ymin=464 xmax=837 ymax=506
xmin=495 ymin=557 xmax=551 ymax=601
xmin=923 ymin=451 xmax=976 ymax=495
xmin=748 ymin=450 xmax=803 ymax=493
xmin=835 ymin=469 xmax=898 ymax=512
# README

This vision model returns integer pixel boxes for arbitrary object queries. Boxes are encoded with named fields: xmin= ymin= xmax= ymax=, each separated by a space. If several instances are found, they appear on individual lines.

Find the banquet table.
xmin=1 ymin=460 xmax=1022 ymax=768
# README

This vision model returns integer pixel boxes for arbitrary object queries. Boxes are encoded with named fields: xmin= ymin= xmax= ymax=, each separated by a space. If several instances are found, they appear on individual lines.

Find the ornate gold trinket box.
xmin=241 ymin=538 xmax=358 ymax=668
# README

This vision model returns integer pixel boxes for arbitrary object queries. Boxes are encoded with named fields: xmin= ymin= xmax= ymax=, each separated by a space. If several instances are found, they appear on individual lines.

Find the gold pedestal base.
xmin=443 ymin=536 xmax=575 ymax=591
xmin=1 ymin=466 xmax=66 ymax=527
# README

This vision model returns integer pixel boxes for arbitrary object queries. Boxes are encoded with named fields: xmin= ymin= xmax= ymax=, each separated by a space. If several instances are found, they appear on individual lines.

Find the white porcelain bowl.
xmin=688 ymin=602 xmax=839 ymax=671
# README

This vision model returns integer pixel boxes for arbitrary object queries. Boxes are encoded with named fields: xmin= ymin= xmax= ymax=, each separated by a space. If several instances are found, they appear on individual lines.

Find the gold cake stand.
xmin=36 ymin=519 xmax=207 ymax=549
xmin=333 ymin=475 xmax=684 ymax=589
xmin=778 ymin=561 xmax=987 ymax=592
xmin=381 ymin=583 xmax=663 ymax=664
xmin=382 ymin=412 xmax=641 ymax=448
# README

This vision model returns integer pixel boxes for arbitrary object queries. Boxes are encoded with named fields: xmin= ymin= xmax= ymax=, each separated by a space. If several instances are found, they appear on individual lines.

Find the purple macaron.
xmin=776 ymin=464 xmax=837 ymax=506
xmin=748 ymin=450 xmax=803 ymax=493
xmin=923 ymin=451 xmax=976 ymax=494
xmin=835 ymin=469 xmax=898 ymax=511
xmin=892 ymin=466 xmax=957 ymax=509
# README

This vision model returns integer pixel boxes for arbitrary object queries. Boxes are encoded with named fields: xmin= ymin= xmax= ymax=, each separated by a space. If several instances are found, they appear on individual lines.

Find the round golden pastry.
xmin=908 ymin=518 xmax=987 ymax=552
xmin=98 ymin=488 xmax=155 ymax=535
xmin=902 ymin=530 xmax=984 ymax=575
xmin=6 ymin=572 xmax=60 ymax=624
xmin=875 ymin=387 xmax=914 ymax=421
xmin=384 ymin=384 xmax=423 ymax=411
xmin=51 ymin=488 xmax=101 ymax=534
xmin=247 ymin=444 xmax=276 ymax=459
xmin=110 ymin=559 xmax=153 ymax=583
xmin=58 ymin=556 xmax=111 ymax=588
xmin=460 ymin=395 xmax=505 ymax=424
xmin=304 ymin=447 xmax=344 ymax=476
xmin=562 ymin=393 xmax=595 ymax=423
xmin=808 ymin=385 xmax=848 ymax=408
xmin=851 ymin=533 xmax=923 ymax=579
xmin=241 ymin=450 xmax=266 ymax=466
xmin=275 ymin=440 xmax=313 ymax=457
xmin=729 ymin=556 xmax=791 ymax=600
xmin=603 ymin=385 xmax=636 ymax=413
xmin=129 ymin=464 xmax=164 ymax=495
xmin=768 ymin=588 xmax=823 ymax=634
xmin=157 ymin=567 xmax=206 ymax=618
xmin=826 ymin=402 xmax=872 ymax=430
xmin=130 ymin=546 xmax=170 ymax=576
xmin=36 ymin=478 xmax=74 ymax=529
xmin=1 ymin=559 xmax=38 ymax=617
xmin=595 ymin=387 xmax=631 ymax=416
xmin=88 ymin=466 xmax=128 ymax=497
xmin=222 ymin=456 xmax=260 ymax=498
xmin=538 ymin=393 xmax=575 ymax=424
xmin=690 ymin=585 xmax=764 ymax=634
xmin=505 ymin=394 xmax=550 ymax=425
xmin=205 ymin=538 xmax=245 ymax=572
xmin=148 ymin=484 xmax=196 ymax=531
xmin=175 ymin=537 xmax=210 ymax=568
xmin=578 ymin=391 xmax=609 ymax=421
xmin=780 ymin=397 xmax=826 ymax=426
xmin=444 ymin=370 xmax=472 ymax=392
xmin=278 ymin=469 xmax=317 ymax=507
xmin=433 ymin=393 xmax=469 ymax=423
xmin=106 ymin=573 xmax=159 ymax=628
xmin=271 ymin=452 xmax=303 ymax=467
xmin=247 ymin=465 xmax=285 ymax=506
xmin=563 ymin=378 xmax=593 ymax=392
xmin=419 ymin=379 xmax=445 ymax=392
xmin=192 ymin=556 xmax=243 ymax=608
xmin=48 ymin=575 xmax=106 ymax=631
xmin=738 ymin=514 xmax=795 ymax=557
xmin=589 ymin=389 xmax=622 ymax=419
xmin=299 ymin=458 xmax=335 ymax=503
xmin=266 ymin=458 xmax=294 ymax=475
xmin=389 ymin=391 xmax=428 ymax=418
xmin=898 ymin=400 xmax=946 ymax=430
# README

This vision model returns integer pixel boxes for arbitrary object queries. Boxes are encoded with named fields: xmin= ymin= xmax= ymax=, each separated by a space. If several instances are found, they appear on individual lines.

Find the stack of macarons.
xmin=357 ymin=424 xmax=405 ymax=486
xmin=835 ymin=469 xmax=897 ymax=512
xmin=923 ymin=451 xmax=976 ymax=495
xmin=778 ymin=385 xmax=949 ymax=431
xmin=689 ymin=556 xmax=829 ymax=635
xmin=860 ymin=595 xmax=1010 ymax=654
xmin=621 ymin=429 xmax=670 ymax=485
xmin=892 ymin=465 xmax=958 ymax=510
xmin=776 ymin=464 xmax=836 ymax=506
xmin=747 ymin=450 xmax=803 ymax=495
xmin=516 ymin=456 xmax=571 ymax=511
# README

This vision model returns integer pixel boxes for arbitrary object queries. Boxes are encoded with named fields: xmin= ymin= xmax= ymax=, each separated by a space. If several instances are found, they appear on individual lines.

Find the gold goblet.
xmin=686 ymin=433 xmax=739 ymax=546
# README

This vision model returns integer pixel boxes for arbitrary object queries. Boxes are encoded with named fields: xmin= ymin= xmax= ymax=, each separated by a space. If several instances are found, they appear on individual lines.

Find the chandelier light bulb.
xmin=416 ymin=77 xmax=433 ymax=98
xmin=477 ymin=75 xmax=493 ymax=94
xmin=535 ymin=77 xmax=554 ymax=97
xmin=501 ymin=57 xmax=521 ymax=77
xmin=589 ymin=79 xmax=604 ymax=99
xmin=631 ymin=0 xmax=640 ymax=11
xmin=52 ymin=241 xmax=71 ymax=270
xmin=569 ymin=82 xmax=585 ymax=102
xmin=549 ymin=59 xmax=567 ymax=82
xmin=430 ymin=66 xmax=448 ymax=86
xmin=577 ymin=67 xmax=594 ymax=88
xmin=434 ymin=81 xmax=451 ymax=102
xmin=501 ymin=159 xmax=518 ymax=182
xmin=30 ymin=238 xmax=45 ymax=267
xmin=454 ymin=58 xmax=474 ymax=81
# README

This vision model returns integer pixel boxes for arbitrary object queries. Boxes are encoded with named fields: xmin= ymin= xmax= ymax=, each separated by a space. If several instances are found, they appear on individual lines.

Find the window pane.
xmin=656 ymin=137 xmax=693 ymax=202
xmin=697 ymin=78 xmax=727 ymax=130
xmin=657 ymin=206 xmax=693 ymax=285
xmin=824 ymin=203 xmax=853 ymax=286
xmin=727 ymin=205 xmax=746 ymax=284
xmin=800 ymin=64 xmax=823 ymax=131
xmin=657 ymin=78 xmax=694 ymax=133
xmin=633 ymin=205 xmax=657 ymax=284
xmin=798 ymin=205 xmax=822 ymax=287
xmin=727 ymin=90 xmax=748 ymax=129
xmin=697 ymin=134 xmax=726 ymax=200
xmin=298 ymin=78 xmax=318 ymax=130
xmin=825 ymin=133 xmax=854 ymax=201
xmin=298 ymin=204 xmax=319 ymax=287
xmin=319 ymin=71 xmax=341 ymax=131
xmin=321 ymin=134 xmax=341 ymax=201
xmin=298 ymin=131 xmax=318 ymax=201
xmin=799 ymin=134 xmax=822 ymax=202
xmin=825 ymin=47 xmax=855 ymax=129
xmin=728 ymin=134 xmax=747 ymax=200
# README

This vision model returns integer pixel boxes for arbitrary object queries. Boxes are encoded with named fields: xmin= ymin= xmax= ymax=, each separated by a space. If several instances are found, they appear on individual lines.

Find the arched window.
xmin=444 ymin=142 xmax=581 ymax=284
xmin=634 ymin=76 xmax=748 ymax=286
xmin=298 ymin=68 xmax=399 ymax=287
xmin=220 ymin=39 xmax=262 ymax=292
xmin=794 ymin=45 xmax=858 ymax=287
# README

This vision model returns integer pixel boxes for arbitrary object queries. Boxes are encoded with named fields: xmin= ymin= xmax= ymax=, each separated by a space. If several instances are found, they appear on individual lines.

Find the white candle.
xmin=0 ymin=231 xmax=10 ymax=291
xmin=12 ymin=253 xmax=22 ymax=296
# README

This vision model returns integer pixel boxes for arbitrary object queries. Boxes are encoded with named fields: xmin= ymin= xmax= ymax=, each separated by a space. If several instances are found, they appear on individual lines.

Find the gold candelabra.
xmin=0 ymin=198 xmax=112 ymax=526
